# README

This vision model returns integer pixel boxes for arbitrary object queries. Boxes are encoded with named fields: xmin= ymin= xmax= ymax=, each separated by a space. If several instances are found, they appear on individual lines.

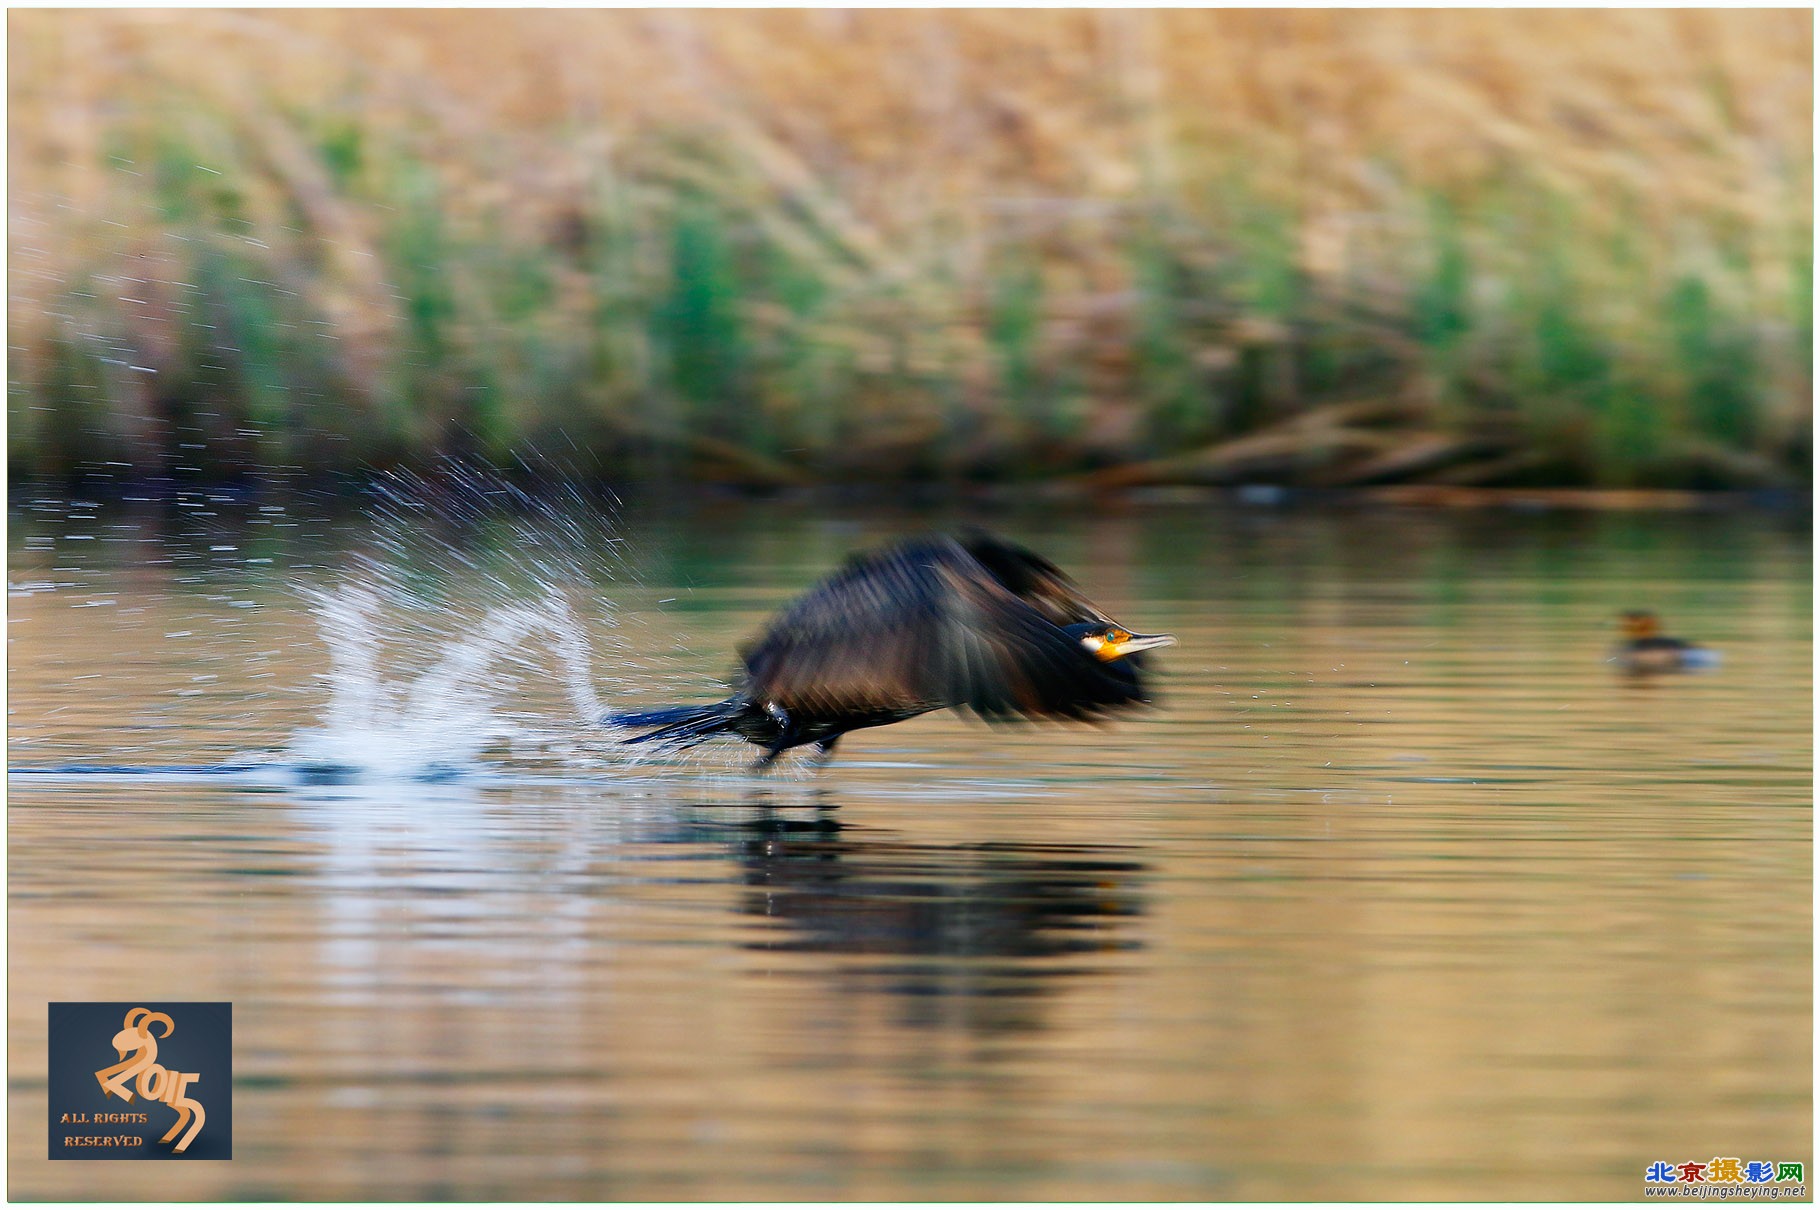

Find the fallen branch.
xmin=1072 ymin=397 xmax=1422 ymax=488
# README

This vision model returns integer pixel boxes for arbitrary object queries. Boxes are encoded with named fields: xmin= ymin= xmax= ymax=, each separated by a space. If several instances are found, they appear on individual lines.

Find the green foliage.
xmin=1667 ymin=275 xmax=1758 ymax=447
xmin=8 ymin=102 xmax=1809 ymax=490
xmin=985 ymin=253 xmax=1045 ymax=432
xmin=1414 ymin=198 xmax=1473 ymax=382
xmin=655 ymin=198 xmax=749 ymax=440
xmin=1129 ymin=232 xmax=1213 ymax=450
xmin=13 ymin=321 xmax=118 ymax=477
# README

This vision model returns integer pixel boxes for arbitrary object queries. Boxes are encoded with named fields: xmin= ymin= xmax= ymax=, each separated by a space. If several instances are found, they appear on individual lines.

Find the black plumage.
xmin=608 ymin=530 xmax=1175 ymax=767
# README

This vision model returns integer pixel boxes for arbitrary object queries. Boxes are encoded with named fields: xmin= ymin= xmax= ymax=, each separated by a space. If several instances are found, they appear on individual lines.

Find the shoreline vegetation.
xmin=9 ymin=11 xmax=1812 ymax=491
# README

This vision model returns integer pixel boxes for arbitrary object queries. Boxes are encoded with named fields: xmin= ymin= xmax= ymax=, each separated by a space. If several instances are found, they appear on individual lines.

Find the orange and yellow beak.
xmin=1096 ymin=630 xmax=1177 ymax=661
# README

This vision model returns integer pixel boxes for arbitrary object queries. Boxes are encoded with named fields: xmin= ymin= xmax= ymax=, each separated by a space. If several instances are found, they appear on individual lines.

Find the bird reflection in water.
xmin=711 ymin=805 xmax=1147 ymax=1034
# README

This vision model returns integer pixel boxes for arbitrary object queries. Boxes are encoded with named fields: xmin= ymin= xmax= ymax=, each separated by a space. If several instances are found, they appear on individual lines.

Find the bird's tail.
xmin=603 ymin=700 xmax=744 ymax=747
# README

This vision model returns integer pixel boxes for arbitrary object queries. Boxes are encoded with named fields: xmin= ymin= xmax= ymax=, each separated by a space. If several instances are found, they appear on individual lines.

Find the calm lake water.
xmin=8 ymin=491 xmax=1811 ymax=1200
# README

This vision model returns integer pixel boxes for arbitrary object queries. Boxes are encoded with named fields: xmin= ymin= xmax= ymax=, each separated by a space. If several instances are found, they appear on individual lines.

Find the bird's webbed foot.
xmin=752 ymin=702 xmax=795 ymax=773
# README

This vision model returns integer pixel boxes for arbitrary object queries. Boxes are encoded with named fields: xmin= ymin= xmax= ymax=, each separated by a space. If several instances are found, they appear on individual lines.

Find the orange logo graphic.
xmin=93 ymin=1008 xmax=205 ymax=1153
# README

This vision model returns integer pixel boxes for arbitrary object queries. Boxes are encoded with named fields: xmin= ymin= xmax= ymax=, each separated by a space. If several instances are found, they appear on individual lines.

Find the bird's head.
xmin=1066 ymin=622 xmax=1177 ymax=662
xmin=1619 ymin=610 xmax=1661 ymax=640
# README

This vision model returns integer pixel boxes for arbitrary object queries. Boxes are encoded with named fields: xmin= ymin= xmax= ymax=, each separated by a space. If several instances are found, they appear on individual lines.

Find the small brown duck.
xmin=1613 ymin=611 xmax=1719 ymax=675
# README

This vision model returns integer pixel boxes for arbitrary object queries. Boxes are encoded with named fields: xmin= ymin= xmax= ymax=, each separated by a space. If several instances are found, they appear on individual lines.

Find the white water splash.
xmin=290 ymin=579 xmax=611 ymax=782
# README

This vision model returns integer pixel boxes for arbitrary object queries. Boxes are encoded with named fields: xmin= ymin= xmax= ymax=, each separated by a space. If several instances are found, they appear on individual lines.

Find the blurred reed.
xmin=8 ymin=10 xmax=1811 ymax=488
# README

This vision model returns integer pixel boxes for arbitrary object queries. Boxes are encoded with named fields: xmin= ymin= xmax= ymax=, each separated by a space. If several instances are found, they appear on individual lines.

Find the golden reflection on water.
xmin=7 ymin=503 xmax=1811 ymax=1199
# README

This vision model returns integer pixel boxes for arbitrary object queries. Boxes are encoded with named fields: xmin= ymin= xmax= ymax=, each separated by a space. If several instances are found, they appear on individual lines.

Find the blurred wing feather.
xmin=741 ymin=535 xmax=1150 ymax=723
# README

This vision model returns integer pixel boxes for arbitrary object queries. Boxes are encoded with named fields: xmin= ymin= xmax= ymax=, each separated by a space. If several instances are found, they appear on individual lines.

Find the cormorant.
xmin=1613 ymin=610 xmax=1719 ymax=675
xmin=608 ymin=529 xmax=1175 ymax=767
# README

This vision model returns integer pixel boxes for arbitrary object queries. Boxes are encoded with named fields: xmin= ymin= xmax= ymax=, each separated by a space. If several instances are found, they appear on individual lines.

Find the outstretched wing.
xmin=739 ymin=534 xmax=1151 ymax=722
xmin=952 ymin=528 xmax=1115 ymax=629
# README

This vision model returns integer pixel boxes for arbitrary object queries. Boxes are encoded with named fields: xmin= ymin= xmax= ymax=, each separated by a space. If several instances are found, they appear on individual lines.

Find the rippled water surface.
xmin=8 ymin=494 xmax=1811 ymax=1199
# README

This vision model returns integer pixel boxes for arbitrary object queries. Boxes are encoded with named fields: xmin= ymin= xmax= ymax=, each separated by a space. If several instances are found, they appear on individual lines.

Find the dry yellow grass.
xmin=7 ymin=9 xmax=1812 ymax=486
xmin=16 ymin=12 xmax=1805 ymax=228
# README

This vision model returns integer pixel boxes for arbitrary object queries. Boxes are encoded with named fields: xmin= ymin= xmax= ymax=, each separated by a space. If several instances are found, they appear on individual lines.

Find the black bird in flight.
xmin=608 ymin=530 xmax=1175 ymax=768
